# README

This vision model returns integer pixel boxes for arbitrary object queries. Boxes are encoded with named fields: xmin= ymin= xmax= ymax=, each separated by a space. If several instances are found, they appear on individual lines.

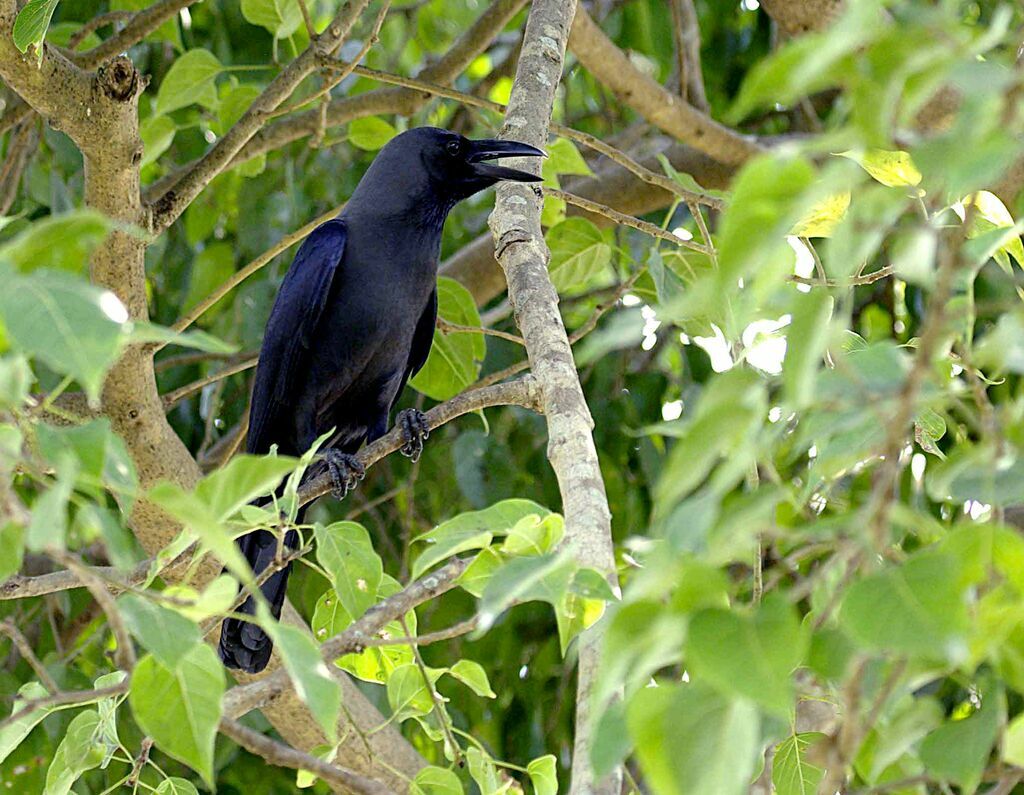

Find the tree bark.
xmin=486 ymin=1 xmax=621 ymax=792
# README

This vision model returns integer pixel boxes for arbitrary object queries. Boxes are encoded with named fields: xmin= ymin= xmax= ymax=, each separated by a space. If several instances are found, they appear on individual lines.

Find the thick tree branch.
xmin=218 ymin=717 xmax=391 ymax=795
xmin=149 ymin=0 xmax=373 ymax=231
xmin=486 ymin=2 xmax=620 ymax=793
xmin=223 ymin=557 xmax=469 ymax=720
xmin=568 ymin=5 xmax=762 ymax=166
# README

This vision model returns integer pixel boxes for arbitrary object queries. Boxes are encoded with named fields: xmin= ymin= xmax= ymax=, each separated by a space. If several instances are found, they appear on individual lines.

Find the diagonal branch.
xmin=223 ymin=557 xmax=469 ymax=719
xmin=568 ymin=5 xmax=762 ymax=166
xmin=669 ymin=0 xmax=709 ymax=111
xmin=218 ymin=717 xmax=391 ymax=795
xmin=75 ymin=0 xmax=201 ymax=69
xmin=148 ymin=0 xmax=373 ymax=232
xmin=142 ymin=0 xmax=529 ymax=200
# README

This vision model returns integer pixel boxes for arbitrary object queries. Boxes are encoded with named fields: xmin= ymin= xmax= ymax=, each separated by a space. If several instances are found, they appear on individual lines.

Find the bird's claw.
xmin=321 ymin=450 xmax=365 ymax=500
xmin=397 ymin=409 xmax=430 ymax=462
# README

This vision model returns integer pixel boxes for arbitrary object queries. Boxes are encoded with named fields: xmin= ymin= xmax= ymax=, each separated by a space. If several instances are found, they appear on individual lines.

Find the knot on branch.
xmin=97 ymin=57 xmax=139 ymax=102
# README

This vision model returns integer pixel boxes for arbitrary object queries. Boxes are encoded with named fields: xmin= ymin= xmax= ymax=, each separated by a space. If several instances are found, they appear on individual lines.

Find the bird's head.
xmin=348 ymin=127 xmax=545 ymax=218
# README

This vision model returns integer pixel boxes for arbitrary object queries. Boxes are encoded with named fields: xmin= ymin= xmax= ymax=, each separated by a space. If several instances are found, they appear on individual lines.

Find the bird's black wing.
xmin=247 ymin=219 xmax=347 ymax=454
xmin=404 ymin=287 xmax=437 ymax=382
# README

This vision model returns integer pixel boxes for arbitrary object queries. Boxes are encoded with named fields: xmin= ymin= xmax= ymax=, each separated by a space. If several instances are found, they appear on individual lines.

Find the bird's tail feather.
xmin=218 ymin=510 xmax=302 ymax=673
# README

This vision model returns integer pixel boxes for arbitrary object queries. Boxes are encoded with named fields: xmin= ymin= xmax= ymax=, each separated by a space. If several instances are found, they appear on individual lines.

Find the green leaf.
xmin=717 ymin=154 xmax=815 ymax=286
xmin=217 ymin=83 xmax=263 ymax=135
xmin=0 ymin=521 xmax=25 ymax=583
xmin=349 ymin=117 xmax=399 ymax=151
xmin=410 ymin=277 xmax=485 ymax=401
xmin=478 ymin=551 xmax=576 ymax=631
xmin=466 ymin=747 xmax=508 ymax=795
xmin=458 ymin=547 xmax=503 ymax=597
xmin=183 ymin=243 xmax=235 ymax=321
xmin=0 ymin=682 xmax=52 ymax=764
xmin=146 ymin=480 xmax=252 ymax=580
xmin=35 ymin=418 xmax=137 ymax=502
xmin=44 ymin=709 xmax=107 ymax=795
xmin=155 ymin=778 xmax=201 ymax=795
xmin=627 ymin=682 xmax=759 ymax=795
xmin=413 ymin=499 xmax=554 ymax=579
xmin=839 ymin=552 xmax=968 ymax=660
xmin=839 ymin=149 xmax=923 ymax=188
xmin=773 ymin=733 xmax=826 ymax=795
xmin=128 ymin=646 xmax=225 ymax=788
xmin=542 ymin=138 xmax=592 ymax=181
xmin=118 ymin=593 xmax=202 ymax=669
xmin=0 ymin=268 xmax=129 ymax=402
xmin=1003 ymin=712 xmax=1024 ymax=767
xmin=25 ymin=454 xmax=77 ymax=551
xmin=0 ymin=209 xmax=114 ymax=273
xmin=686 ymin=594 xmax=804 ymax=716
xmin=411 ymin=765 xmax=464 ymax=795
xmin=386 ymin=663 xmax=435 ymax=721
xmin=156 ymin=49 xmax=223 ymax=115
xmin=314 ymin=521 xmax=383 ymax=619
xmin=783 ymin=291 xmax=834 ymax=409
xmin=241 ymin=0 xmax=301 ymax=38
xmin=195 ymin=453 xmax=297 ymax=520
xmin=447 ymin=660 xmax=496 ymax=699
xmin=12 ymin=0 xmax=60 ymax=58
xmin=526 ymin=755 xmax=558 ymax=795
xmin=962 ymin=190 xmax=1024 ymax=271
xmin=130 ymin=323 xmax=237 ymax=354
xmin=312 ymin=577 xmax=414 ymax=683
xmin=545 ymin=218 xmax=611 ymax=293
xmin=260 ymin=616 xmax=341 ymax=742
xmin=141 ymin=115 xmax=176 ymax=168
xmin=920 ymin=687 xmax=1003 ymax=794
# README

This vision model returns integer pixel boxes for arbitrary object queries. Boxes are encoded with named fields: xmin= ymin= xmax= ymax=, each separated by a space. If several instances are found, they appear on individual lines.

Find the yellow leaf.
xmin=791 ymin=191 xmax=851 ymax=238
xmin=840 ymin=149 xmax=922 ymax=188
xmin=962 ymin=190 xmax=1024 ymax=271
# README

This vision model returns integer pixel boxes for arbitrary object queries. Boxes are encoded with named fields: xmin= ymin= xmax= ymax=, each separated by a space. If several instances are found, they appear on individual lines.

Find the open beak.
xmin=468 ymin=138 xmax=545 ymax=183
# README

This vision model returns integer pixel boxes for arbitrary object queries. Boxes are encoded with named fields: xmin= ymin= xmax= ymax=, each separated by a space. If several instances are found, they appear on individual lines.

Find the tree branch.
xmin=669 ymin=0 xmax=709 ymax=111
xmin=486 ymin=2 xmax=621 ymax=792
xmin=223 ymin=557 xmax=469 ymax=720
xmin=74 ymin=0 xmax=200 ymax=68
xmin=143 ymin=0 xmax=530 ymax=196
xmin=218 ymin=717 xmax=391 ymax=795
xmin=148 ymin=0 xmax=373 ymax=231
xmin=568 ymin=5 xmax=762 ymax=166
xmin=295 ymin=378 xmax=542 ymax=506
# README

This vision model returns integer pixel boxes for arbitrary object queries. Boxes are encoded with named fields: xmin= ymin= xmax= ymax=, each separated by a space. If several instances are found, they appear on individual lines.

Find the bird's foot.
xmin=397 ymin=409 xmax=430 ymax=462
xmin=320 ymin=450 xmax=365 ymax=500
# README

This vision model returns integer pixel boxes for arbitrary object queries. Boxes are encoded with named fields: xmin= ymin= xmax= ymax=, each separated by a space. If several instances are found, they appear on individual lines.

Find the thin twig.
xmin=436 ymin=317 xmax=524 ymax=346
xmin=361 ymin=616 xmax=479 ymax=648
xmin=0 ymin=683 xmax=128 ymax=733
xmin=273 ymin=3 xmax=391 ymax=119
xmin=402 ymin=615 xmax=462 ymax=764
xmin=75 ymin=0 xmax=201 ymax=69
xmin=50 ymin=551 xmax=135 ymax=672
xmin=338 ymin=63 xmax=724 ymax=209
xmin=545 ymin=187 xmax=710 ymax=253
xmin=162 ymin=357 xmax=259 ymax=410
xmin=0 ymin=620 xmax=60 ymax=693
xmin=67 ymin=10 xmax=133 ymax=50
xmin=164 ymin=203 xmax=345 ymax=342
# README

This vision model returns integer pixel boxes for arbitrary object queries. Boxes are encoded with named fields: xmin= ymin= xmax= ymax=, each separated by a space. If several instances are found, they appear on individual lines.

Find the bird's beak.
xmin=467 ymin=138 xmax=545 ymax=183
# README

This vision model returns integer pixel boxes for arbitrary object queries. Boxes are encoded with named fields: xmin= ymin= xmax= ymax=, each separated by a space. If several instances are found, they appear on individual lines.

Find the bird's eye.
xmin=445 ymin=140 xmax=461 ymax=156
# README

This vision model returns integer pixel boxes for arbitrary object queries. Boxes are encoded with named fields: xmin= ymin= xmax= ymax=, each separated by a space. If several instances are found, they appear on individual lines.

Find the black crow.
xmin=219 ymin=127 xmax=543 ymax=673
